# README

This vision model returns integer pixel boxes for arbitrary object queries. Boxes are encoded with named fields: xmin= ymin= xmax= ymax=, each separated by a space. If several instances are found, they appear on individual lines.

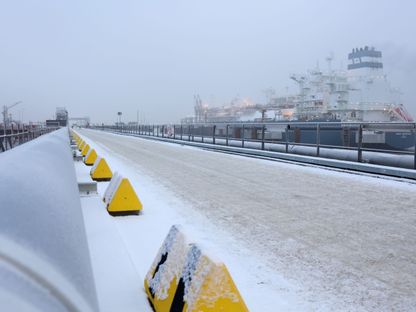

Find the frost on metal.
xmin=146 ymin=225 xmax=188 ymax=300
xmin=103 ymin=172 xmax=122 ymax=204
xmin=146 ymin=225 xmax=245 ymax=311
xmin=181 ymin=244 xmax=204 ymax=310
xmin=190 ymin=259 xmax=241 ymax=310
xmin=183 ymin=251 xmax=241 ymax=310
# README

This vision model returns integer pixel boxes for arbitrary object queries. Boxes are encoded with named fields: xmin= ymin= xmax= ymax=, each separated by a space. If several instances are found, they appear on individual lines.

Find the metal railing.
xmin=91 ymin=121 xmax=416 ymax=169
xmin=0 ymin=126 xmax=60 ymax=153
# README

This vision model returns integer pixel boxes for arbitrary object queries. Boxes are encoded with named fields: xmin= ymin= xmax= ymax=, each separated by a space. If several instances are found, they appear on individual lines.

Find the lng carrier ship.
xmin=289 ymin=46 xmax=413 ymax=123
xmin=185 ymin=46 xmax=415 ymax=150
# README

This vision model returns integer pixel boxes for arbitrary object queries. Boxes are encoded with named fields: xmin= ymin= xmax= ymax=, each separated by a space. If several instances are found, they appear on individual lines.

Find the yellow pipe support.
xmin=104 ymin=174 xmax=143 ymax=215
xmin=81 ymin=144 xmax=90 ymax=157
xmin=90 ymin=157 xmax=112 ymax=181
xmin=145 ymin=226 xmax=187 ymax=311
xmin=187 ymin=259 xmax=248 ymax=311
xmin=78 ymin=141 xmax=85 ymax=151
xmin=145 ymin=225 xmax=248 ymax=312
xmin=84 ymin=149 xmax=98 ymax=166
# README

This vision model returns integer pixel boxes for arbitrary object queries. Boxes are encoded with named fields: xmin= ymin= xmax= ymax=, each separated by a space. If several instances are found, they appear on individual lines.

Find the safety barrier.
xmin=0 ymin=126 xmax=59 ymax=153
xmin=103 ymin=172 xmax=143 ymax=215
xmin=0 ymin=128 xmax=99 ymax=312
xmin=93 ymin=122 xmax=416 ymax=170
xmin=90 ymin=157 xmax=113 ymax=181
xmin=84 ymin=148 xmax=98 ymax=165
xmin=81 ymin=143 xmax=90 ymax=156
xmin=145 ymin=225 xmax=248 ymax=312
xmin=79 ymin=140 xmax=86 ymax=151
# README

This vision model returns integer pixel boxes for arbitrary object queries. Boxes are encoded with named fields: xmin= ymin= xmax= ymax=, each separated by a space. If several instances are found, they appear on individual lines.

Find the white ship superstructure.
xmin=290 ymin=67 xmax=349 ymax=121
xmin=184 ymin=47 xmax=413 ymax=124
xmin=292 ymin=46 xmax=413 ymax=122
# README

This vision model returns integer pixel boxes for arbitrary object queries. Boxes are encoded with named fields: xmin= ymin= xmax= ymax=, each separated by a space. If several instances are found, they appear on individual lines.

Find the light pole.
xmin=117 ymin=112 xmax=122 ymax=131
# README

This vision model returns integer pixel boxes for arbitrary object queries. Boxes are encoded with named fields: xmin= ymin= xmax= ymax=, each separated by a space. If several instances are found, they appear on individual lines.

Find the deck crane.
xmin=2 ymin=101 xmax=22 ymax=129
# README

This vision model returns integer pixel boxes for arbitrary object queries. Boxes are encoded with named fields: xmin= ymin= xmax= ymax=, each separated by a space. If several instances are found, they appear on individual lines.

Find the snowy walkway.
xmin=79 ymin=129 xmax=416 ymax=311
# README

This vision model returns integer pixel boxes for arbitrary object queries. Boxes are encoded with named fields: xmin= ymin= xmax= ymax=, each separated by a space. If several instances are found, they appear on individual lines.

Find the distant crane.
xmin=2 ymin=101 xmax=22 ymax=130
xmin=194 ymin=95 xmax=203 ymax=122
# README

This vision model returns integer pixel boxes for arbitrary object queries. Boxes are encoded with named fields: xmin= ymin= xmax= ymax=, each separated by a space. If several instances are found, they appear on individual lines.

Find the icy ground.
xmin=78 ymin=129 xmax=416 ymax=311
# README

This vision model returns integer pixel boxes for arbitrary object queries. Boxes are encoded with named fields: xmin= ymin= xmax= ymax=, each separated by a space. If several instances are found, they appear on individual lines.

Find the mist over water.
xmin=0 ymin=0 xmax=415 ymax=124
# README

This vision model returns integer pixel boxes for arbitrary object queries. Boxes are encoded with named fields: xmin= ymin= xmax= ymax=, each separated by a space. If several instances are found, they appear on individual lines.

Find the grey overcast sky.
xmin=1 ymin=0 xmax=415 ymax=124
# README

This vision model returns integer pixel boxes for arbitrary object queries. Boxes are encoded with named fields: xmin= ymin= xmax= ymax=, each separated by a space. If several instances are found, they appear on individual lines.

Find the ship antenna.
xmin=326 ymin=52 xmax=334 ymax=74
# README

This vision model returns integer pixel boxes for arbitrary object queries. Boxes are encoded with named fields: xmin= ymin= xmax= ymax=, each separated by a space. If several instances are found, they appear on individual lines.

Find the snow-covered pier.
xmin=78 ymin=128 xmax=416 ymax=311
xmin=1 ymin=127 xmax=416 ymax=311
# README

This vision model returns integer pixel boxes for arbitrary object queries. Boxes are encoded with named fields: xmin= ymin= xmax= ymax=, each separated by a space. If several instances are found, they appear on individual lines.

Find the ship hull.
xmin=283 ymin=126 xmax=415 ymax=151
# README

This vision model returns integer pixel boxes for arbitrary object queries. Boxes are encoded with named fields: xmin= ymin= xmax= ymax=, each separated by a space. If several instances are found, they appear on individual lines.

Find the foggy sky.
xmin=1 ymin=0 xmax=415 ymax=124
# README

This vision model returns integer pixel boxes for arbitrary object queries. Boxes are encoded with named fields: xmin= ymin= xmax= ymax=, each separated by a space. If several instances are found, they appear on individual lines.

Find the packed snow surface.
xmin=78 ymin=128 xmax=416 ymax=311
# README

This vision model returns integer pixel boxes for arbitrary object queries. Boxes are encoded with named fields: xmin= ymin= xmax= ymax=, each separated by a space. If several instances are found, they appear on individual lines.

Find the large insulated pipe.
xmin=0 ymin=128 xmax=98 ymax=312
xmin=222 ymin=139 xmax=414 ymax=169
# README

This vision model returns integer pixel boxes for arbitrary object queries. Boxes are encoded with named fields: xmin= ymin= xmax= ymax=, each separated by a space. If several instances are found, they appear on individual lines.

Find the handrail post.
xmin=316 ymin=123 xmax=320 ymax=157
xmin=285 ymin=124 xmax=289 ymax=153
xmin=414 ymin=124 xmax=416 ymax=169
xmin=188 ymin=125 xmax=191 ymax=141
xmin=226 ymin=124 xmax=229 ymax=146
xmin=173 ymin=125 xmax=176 ymax=139
xmin=213 ymin=125 xmax=216 ymax=144
xmin=201 ymin=126 xmax=204 ymax=143
xmin=180 ymin=125 xmax=183 ymax=140
xmin=242 ymin=124 xmax=245 ymax=148
xmin=261 ymin=124 xmax=265 ymax=150
xmin=358 ymin=124 xmax=363 ymax=162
